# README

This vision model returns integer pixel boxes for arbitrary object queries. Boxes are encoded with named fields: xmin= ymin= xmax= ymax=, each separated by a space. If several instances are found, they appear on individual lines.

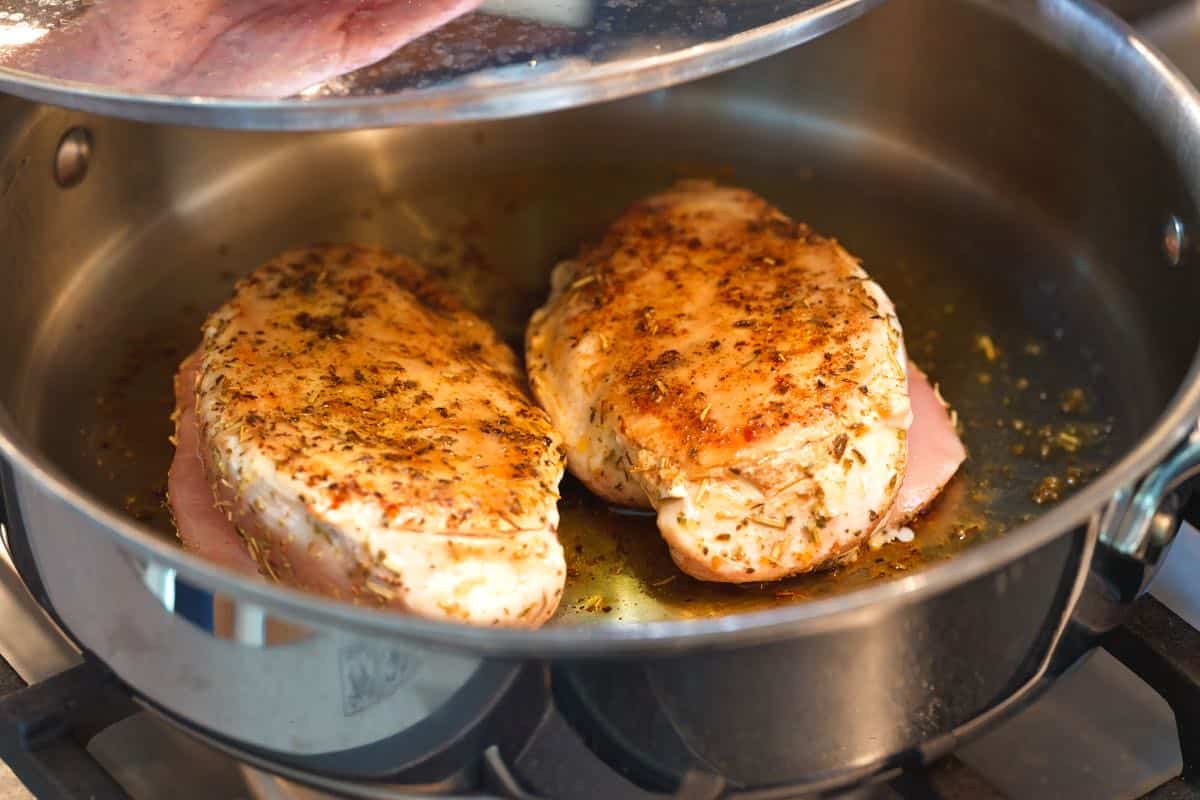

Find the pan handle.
xmin=1099 ymin=421 xmax=1200 ymax=562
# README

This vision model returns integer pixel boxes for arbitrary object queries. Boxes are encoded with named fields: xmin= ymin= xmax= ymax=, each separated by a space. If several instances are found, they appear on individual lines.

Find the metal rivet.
xmin=1147 ymin=492 xmax=1182 ymax=560
xmin=53 ymin=127 xmax=92 ymax=189
xmin=1163 ymin=214 xmax=1189 ymax=267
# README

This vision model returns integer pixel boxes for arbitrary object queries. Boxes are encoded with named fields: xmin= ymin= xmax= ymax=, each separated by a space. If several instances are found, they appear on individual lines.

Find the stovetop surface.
xmin=1 ymin=600 xmax=1195 ymax=800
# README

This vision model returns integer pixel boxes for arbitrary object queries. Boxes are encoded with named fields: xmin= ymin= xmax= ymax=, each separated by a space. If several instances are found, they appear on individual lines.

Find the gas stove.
xmin=2 ymin=4 xmax=1200 ymax=799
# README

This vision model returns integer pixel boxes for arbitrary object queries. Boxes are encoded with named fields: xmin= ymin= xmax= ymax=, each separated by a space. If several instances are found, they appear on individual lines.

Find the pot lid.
xmin=0 ymin=0 xmax=877 ymax=130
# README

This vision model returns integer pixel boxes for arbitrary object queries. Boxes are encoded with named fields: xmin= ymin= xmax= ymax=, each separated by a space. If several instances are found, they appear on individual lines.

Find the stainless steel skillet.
xmin=1 ymin=0 xmax=1200 ymax=793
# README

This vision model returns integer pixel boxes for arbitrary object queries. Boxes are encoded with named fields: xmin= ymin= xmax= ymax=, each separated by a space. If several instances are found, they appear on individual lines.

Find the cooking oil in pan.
xmin=61 ymin=155 xmax=1122 ymax=625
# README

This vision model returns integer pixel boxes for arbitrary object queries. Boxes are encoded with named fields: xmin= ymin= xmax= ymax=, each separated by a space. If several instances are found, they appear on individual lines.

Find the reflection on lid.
xmin=0 ymin=22 xmax=47 ymax=48
xmin=315 ymin=10 xmax=582 ymax=97
xmin=0 ymin=0 xmax=836 ymax=101
xmin=0 ymin=0 xmax=482 ymax=98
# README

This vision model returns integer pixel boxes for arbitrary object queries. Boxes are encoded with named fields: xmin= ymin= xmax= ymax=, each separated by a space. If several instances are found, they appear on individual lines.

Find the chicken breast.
xmin=169 ymin=244 xmax=566 ymax=626
xmin=526 ymin=181 xmax=913 ymax=582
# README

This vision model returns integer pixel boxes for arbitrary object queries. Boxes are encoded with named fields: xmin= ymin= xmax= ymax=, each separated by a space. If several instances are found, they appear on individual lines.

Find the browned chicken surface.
xmin=527 ymin=181 xmax=913 ymax=582
xmin=170 ymin=244 xmax=566 ymax=626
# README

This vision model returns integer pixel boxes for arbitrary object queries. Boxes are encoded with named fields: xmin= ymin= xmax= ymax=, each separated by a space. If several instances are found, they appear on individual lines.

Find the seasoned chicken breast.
xmin=526 ymin=181 xmax=913 ymax=582
xmin=169 ymin=244 xmax=566 ymax=627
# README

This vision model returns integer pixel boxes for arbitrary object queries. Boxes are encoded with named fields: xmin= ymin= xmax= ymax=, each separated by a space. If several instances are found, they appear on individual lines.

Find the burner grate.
xmin=0 ymin=660 xmax=132 ymax=800
xmin=1107 ymin=598 xmax=1200 ymax=787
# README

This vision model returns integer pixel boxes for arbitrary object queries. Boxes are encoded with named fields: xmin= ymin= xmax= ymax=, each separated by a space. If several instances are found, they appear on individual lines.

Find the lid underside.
xmin=0 ymin=0 xmax=879 ymax=130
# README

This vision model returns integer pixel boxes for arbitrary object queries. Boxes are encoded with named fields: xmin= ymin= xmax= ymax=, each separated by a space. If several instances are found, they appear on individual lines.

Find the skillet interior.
xmin=1 ymin=0 xmax=1198 ymax=627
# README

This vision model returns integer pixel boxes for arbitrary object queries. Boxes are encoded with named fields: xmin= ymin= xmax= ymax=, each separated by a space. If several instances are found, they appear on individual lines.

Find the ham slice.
xmin=870 ymin=361 xmax=966 ymax=548
xmin=168 ymin=351 xmax=260 ymax=577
